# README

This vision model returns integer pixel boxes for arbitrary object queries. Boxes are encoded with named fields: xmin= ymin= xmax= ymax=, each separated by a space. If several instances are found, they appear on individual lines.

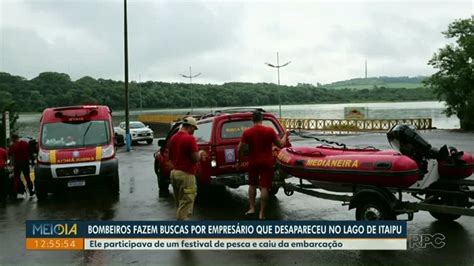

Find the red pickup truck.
xmin=154 ymin=109 xmax=288 ymax=196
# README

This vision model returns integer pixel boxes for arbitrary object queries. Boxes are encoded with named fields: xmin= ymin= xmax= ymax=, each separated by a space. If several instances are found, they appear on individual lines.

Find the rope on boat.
xmin=288 ymin=130 xmax=348 ymax=149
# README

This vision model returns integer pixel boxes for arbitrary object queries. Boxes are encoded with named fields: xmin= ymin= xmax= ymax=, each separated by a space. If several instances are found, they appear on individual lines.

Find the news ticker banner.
xmin=26 ymin=220 xmax=407 ymax=250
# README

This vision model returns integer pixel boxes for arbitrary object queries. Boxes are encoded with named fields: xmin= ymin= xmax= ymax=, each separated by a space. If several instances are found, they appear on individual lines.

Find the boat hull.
xmin=277 ymin=146 xmax=420 ymax=188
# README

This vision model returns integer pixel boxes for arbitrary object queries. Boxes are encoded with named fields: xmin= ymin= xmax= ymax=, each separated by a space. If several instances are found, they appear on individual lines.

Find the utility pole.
xmin=124 ymin=0 xmax=131 ymax=152
xmin=265 ymin=52 xmax=291 ymax=118
xmin=139 ymin=74 xmax=143 ymax=113
xmin=365 ymin=59 xmax=367 ymax=79
xmin=180 ymin=66 xmax=201 ymax=114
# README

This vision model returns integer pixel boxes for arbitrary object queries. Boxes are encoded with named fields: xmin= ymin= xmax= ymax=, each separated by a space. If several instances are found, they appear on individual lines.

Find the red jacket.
xmin=9 ymin=140 xmax=30 ymax=165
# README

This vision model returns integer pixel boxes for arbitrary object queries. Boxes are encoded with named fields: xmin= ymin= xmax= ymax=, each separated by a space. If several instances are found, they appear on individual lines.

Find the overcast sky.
xmin=0 ymin=0 xmax=472 ymax=85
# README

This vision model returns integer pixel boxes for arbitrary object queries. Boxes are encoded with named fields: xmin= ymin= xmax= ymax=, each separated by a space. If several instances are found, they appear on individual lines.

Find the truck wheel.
xmin=110 ymin=173 xmax=120 ymax=195
xmin=146 ymin=139 xmax=153 ymax=145
xmin=154 ymin=161 xmax=165 ymax=189
xmin=35 ymin=183 xmax=48 ymax=201
xmin=355 ymin=198 xmax=396 ymax=221
xmin=157 ymin=174 xmax=168 ymax=191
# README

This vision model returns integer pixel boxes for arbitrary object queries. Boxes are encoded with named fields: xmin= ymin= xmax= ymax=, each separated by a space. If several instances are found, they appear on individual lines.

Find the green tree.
xmin=425 ymin=17 xmax=474 ymax=130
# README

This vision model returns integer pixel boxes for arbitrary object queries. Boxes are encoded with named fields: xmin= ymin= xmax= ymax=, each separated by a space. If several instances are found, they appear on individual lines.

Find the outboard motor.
xmin=387 ymin=124 xmax=474 ymax=180
xmin=387 ymin=124 xmax=437 ymax=159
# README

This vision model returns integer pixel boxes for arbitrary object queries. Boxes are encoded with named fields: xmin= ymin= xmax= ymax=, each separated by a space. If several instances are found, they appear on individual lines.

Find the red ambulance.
xmin=34 ymin=105 xmax=119 ymax=200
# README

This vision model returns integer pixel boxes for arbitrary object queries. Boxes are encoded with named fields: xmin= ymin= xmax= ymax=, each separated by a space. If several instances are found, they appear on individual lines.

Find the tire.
xmin=146 ymin=139 xmax=153 ymax=145
xmin=429 ymin=211 xmax=461 ymax=222
xmin=35 ymin=182 xmax=48 ymax=201
xmin=110 ymin=172 xmax=120 ymax=195
xmin=427 ymin=194 xmax=464 ymax=222
xmin=155 ymin=160 xmax=168 ymax=191
xmin=426 ymin=184 xmax=467 ymax=222
xmin=355 ymin=198 xmax=396 ymax=221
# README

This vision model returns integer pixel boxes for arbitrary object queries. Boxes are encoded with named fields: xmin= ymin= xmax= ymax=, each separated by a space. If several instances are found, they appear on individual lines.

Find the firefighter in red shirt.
xmin=8 ymin=134 xmax=35 ymax=197
xmin=0 ymin=146 xmax=7 ymax=203
xmin=168 ymin=117 xmax=205 ymax=220
xmin=238 ymin=111 xmax=288 ymax=220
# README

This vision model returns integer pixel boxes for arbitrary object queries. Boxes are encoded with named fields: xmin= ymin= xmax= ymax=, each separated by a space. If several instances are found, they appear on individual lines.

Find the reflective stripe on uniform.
xmin=95 ymin=146 xmax=102 ymax=161
xmin=183 ymin=187 xmax=196 ymax=194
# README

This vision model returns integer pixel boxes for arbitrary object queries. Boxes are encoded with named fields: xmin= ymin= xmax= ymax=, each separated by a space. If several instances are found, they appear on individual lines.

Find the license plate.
xmin=68 ymin=180 xmax=86 ymax=187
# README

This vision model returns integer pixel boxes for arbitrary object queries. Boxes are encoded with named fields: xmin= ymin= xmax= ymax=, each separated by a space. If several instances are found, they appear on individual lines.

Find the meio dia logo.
xmin=32 ymin=223 xmax=78 ymax=236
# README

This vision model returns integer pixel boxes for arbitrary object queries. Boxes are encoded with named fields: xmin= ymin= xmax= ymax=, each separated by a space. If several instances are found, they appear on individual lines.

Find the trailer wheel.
xmin=426 ymin=185 xmax=468 ymax=222
xmin=429 ymin=211 xmax=461 ymax=222
xmin=427 ymin=195 xmax=464 ymax=222
xmin=355 ymin=199 xmax=396 ymax=221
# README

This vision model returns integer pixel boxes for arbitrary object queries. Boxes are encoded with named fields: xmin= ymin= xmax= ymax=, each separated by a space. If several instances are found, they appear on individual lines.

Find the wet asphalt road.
xmin=0 ymin=130 xmax=473 ymax=265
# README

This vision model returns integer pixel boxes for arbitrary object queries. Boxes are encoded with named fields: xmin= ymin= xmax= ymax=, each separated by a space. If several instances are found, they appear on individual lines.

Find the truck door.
xmin=194 ymin=121 xmax=213 ymax=185
xmin=214 ymin=119 xmax=251 ymax=176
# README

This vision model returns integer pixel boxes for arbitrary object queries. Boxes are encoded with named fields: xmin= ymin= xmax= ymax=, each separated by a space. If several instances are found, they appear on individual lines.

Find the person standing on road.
xmin=8 ymin=134 xmax=35 ymax=197
xmin=238 ymin=111 xmax=288 ymax=220
xmin=168 ymin=117 xmax=205 ymax=220
xmin=0 ymin=146 xmax=8 ymax=203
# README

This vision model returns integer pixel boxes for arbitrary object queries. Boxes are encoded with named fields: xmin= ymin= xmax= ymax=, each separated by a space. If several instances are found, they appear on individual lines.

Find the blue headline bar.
xmin=26 ymin=220 xmax=407 ymax=238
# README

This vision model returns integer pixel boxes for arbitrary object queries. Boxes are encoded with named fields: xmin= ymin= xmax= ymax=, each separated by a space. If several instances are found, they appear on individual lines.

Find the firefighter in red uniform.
xmin=168 ymin=117 xmax=205 ymax=220
xmin=238 ymin=111 xmax=288 ymax=220
xmin=8 ymin=134 xmax=35 ymax=197
xmin=0 ymin=146 xmax=7 ymax=203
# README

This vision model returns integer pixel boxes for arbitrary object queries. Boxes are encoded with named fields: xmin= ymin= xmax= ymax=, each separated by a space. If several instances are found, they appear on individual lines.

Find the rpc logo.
xmin=32 ymin=223 xmax=78 ymax=236
xmin=408 ymin=233 xmax=446 ymax=249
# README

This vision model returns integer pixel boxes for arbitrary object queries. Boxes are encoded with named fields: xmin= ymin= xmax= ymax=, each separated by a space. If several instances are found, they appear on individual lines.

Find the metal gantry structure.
xmin=265 ymin=52 xmax=291 ymax=118
xmin=180 ymin=66 xmax=201 ymax=114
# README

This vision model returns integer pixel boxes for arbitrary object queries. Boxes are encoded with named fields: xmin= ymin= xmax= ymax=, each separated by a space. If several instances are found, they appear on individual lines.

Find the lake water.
xmin=16 ymin=101 xmax=459 ymax=138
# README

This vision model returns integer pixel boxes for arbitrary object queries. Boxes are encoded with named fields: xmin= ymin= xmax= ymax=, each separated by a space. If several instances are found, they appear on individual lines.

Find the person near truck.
xmin=168 ymin=117 xmax=205 ymax=220
xmin=238 ymin=111 xmax=288 ymax=220
xmin=0 ymin=146 xmax=7 ymax=203
xmin=8 ymin=134 xmax=35 ymax=197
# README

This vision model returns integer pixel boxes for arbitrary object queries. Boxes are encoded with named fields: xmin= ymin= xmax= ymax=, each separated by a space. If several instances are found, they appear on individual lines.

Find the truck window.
xmin=41 ymin=120 xmax=110 ymax=149
xmin=221 ymin=119 xmax=280 ymax=139
xmin=194 ymin=121 xmax=212 ymax=143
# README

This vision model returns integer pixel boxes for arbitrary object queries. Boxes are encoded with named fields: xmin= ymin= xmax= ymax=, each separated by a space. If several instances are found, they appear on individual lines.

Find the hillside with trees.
xmin=323 ymin=76 xmax=427 ymax=90
xmin=0 ymin=72 xmax=436 ymax=114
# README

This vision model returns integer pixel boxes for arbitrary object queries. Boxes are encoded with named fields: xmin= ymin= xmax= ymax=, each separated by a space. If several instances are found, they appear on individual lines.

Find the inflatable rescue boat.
xmin=277 ymin=146 xmax=420 ymax=188
xmin=278 ymin=125 xmax=474 ymax=189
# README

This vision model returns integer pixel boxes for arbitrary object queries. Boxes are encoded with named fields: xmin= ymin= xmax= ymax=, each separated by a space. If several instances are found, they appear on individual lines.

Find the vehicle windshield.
xmin=194 ymin=121 xmax=212 ymax=143
xmin=130 ymin=122 xmax=146 ymax=129
xmin=41 ymin=120 xmax=110 ymax=149
xmin=221 ymin=119 xmax=280 ymax=139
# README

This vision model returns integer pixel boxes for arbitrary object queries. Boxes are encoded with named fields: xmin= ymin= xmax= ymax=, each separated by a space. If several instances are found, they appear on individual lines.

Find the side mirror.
xmin=158 ymin=139 xmax=166 ymax=147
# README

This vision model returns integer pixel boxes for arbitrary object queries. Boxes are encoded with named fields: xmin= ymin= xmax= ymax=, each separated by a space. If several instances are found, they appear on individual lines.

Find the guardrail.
xmin=279 ymin=118 xmax=433 ymax=131
xmin=138 ymin=114 xmax=184 ymax=124
xmin=139 ymin=114 xmax=434 ymax=132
